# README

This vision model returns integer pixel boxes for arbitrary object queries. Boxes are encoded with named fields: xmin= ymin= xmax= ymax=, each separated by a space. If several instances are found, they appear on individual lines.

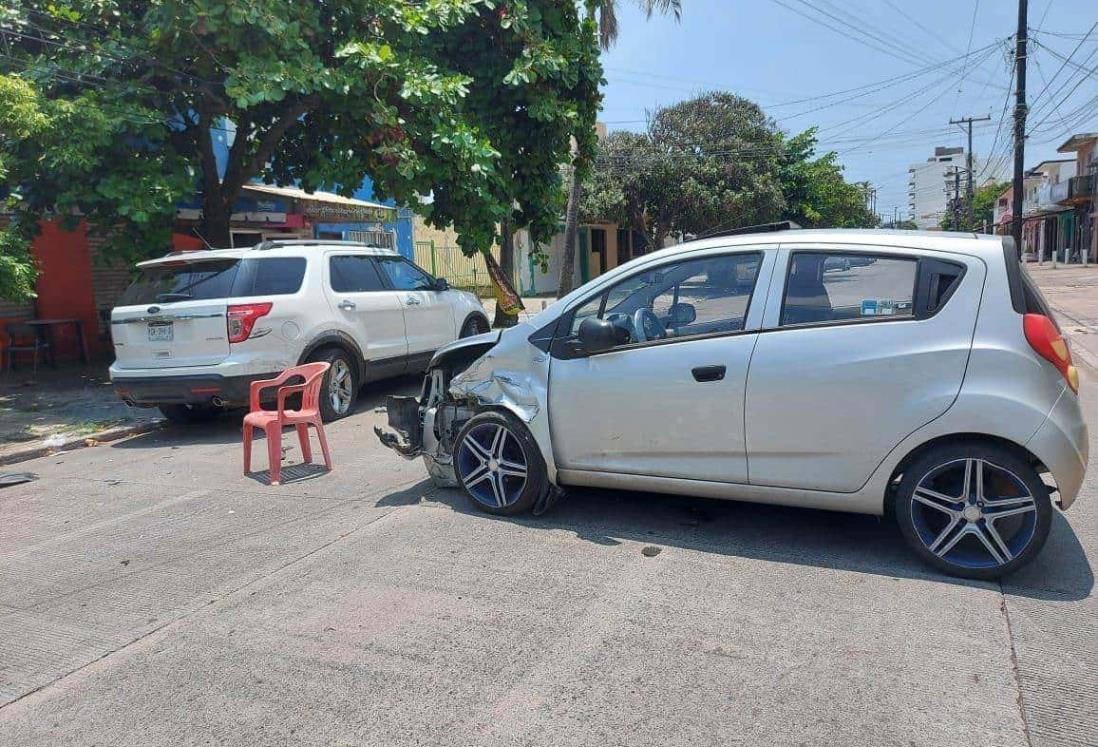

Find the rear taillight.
xmin=227 ymin=302 xmax=272 ymax=343
xmin=1024 ymin=313 xmax=1078 ymax=393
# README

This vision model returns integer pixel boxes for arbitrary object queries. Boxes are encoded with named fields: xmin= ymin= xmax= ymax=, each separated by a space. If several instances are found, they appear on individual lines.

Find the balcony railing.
xmin=1056 ymin=173 xmax=1097 ymax=206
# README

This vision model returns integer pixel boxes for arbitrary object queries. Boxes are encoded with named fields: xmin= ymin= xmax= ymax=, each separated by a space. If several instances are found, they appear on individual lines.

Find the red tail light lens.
xmin=1024 ymin=313 xmax=1078 ymax=393
xmin=227 ymin=302 xmax=272 ymax=343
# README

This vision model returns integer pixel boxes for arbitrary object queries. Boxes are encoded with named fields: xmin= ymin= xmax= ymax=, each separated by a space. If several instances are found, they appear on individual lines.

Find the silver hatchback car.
xmin=378 ymin=229 xmax=1088 ymax=579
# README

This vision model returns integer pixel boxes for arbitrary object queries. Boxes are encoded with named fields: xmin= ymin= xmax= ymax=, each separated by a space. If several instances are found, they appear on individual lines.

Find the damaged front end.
xmin=374 ymin=324 xmax=554 ymax=489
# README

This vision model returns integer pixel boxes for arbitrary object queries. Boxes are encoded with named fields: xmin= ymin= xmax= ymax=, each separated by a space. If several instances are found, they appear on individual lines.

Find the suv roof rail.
xmin=704 ymin=220 xmax=801 ymax=239
xmin=252 ymin=239 xmax=397 ymax=251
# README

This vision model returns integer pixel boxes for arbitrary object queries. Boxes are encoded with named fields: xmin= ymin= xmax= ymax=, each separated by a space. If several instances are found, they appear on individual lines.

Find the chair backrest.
xmin=288 ymin=361 xmax=330 ymax=413
xmin=5 ymin=322 xmax=36 ymax=344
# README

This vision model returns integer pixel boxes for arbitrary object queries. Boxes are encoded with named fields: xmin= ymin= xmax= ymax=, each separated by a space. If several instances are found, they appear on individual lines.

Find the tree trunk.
xmin=493 ymin=222 xmax=519 ymax=328
xmin=557 ymin=164 xmax=582 ymax=297
xmin=200 ymin=189 xmax=233 ymax=248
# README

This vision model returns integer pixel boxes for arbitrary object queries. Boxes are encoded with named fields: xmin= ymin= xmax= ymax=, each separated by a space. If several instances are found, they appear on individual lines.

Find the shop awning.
xmin=241 ymin=184 xmax=396 ymax=222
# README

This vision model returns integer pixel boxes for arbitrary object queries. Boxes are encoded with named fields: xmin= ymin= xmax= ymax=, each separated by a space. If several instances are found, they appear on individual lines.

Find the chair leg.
xmin=296 ymin=423 xmax=312 ymax=464
xmin=243 ymin=423 xmax=253 ymax=475
xmin=315 ymin=420 xmax=333 ymax=471
xmin=265 ymin=423 xmax=283 ymax=486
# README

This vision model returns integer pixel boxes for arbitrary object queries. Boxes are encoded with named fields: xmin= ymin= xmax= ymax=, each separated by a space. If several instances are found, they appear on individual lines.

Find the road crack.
xmin=998 ymin=584 xmax=1034 ymax=747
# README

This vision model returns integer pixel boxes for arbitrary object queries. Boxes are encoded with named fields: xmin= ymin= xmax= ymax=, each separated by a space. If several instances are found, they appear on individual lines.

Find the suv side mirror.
xmin=578 ymin=317 xmax=625 ymax=354
xmin=433 ymin=277 xmax=450 ymax=291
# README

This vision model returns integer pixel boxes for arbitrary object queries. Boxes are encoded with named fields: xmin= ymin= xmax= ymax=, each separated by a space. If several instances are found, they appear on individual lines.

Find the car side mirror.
xmin=669 ymin=302 xmax=696 ymax=326
xmin=433 ymin=277 xmax=449 ymax=291
xmin=578 ymin=317 xmax=625 ymax=354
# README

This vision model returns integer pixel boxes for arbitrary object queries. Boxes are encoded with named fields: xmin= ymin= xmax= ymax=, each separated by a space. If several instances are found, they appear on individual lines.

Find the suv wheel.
xmin=453 ymin=411 xmax=547 ymax=515
xmin=895 ymin=442 xmax=1052 ymax=580
xmin=309 ymin=348 xmax=359 ymax=421
xmin=460 ymin=315 xmax=489 ymax=338
xmin=159 ymin=404 xmax=220 ymax=425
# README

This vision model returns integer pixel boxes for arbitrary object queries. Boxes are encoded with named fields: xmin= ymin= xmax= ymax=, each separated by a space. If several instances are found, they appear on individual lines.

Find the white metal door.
xmin=375 ymin=256 xmax=455 ymax=354
xmin=325 ymin=253 xmax=407 ymax=362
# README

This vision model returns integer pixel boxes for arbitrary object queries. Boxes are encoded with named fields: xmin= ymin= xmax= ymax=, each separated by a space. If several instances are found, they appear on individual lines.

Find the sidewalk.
xmin=479 ymin=295 xmax=559 ymax=324
xmin=0 ymin=363 xmax=161 ymax=465
xmin=1026 ymin=263 xmax=1098 ymax=370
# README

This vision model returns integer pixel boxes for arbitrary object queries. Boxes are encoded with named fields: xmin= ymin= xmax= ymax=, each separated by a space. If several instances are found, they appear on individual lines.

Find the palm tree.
xmin=556 ymin=0 xmax=682 ymax=298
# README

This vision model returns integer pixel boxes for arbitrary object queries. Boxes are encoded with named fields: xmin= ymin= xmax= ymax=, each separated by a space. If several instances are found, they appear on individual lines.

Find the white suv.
xmin=109 ymin=240 xmax=489 ymax=422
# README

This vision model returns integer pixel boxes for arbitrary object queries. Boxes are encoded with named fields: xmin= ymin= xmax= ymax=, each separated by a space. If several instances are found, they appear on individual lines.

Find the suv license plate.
xmin=147 ymin=321 xmax=174 ymax=342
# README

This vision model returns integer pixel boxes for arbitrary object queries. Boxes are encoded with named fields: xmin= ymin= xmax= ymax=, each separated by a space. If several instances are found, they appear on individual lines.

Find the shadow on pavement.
xmin=106 ymin=374 xmax=422 ymax=451
xmin=383 ymin=481 xmax=1093 ymax=602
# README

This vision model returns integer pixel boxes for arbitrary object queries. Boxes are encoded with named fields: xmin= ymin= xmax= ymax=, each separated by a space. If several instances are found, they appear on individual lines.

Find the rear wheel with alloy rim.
xmin=453 ymin=411 xmax=547 ymax=515
xmin=309 ymin=348 xmax=359 ymax=421
xmin=896 ymin=443 xmax=1052 ymax=580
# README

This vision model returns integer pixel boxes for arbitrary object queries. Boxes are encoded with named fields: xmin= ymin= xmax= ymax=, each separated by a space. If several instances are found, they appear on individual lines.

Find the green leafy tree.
xmin=582 ymin=93 xmax=877 ymax=244
xmin=557 ymin=0 xmax=681 ymax=297
xmin=0 ymin=0 xmax=600 ymax=301
xmin=779 ymin=128 xmax=877 ymax=229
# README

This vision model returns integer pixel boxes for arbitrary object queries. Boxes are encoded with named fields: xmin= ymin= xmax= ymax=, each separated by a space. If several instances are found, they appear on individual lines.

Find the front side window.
xmin=567 ymin=252 xmax=763 ymax=348
xmin=377 ymin=257 xmax=434 ymax=291
xmin=330 ymin=255 xmax=386 ymax=292
xmin=781 ymin=252 xmax=916 ymax=326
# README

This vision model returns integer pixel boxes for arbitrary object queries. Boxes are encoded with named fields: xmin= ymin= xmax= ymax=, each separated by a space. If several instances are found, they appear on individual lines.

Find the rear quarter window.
xmin=233 ymin=257 xmax=307 ymax=296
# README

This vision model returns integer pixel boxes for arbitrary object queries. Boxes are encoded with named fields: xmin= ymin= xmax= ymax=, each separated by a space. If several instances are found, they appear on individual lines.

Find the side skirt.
xmin=556 ymin=469 xmax=883 ymax=515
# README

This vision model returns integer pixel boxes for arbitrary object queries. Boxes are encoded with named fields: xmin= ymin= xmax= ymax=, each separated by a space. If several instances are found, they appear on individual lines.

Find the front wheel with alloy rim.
xmin=453 ymin=411 xmax=547 ymax=515
xmin=309 ymin=348 xmax=359 ymax=421
xmin=896 ymin=443 xmax=1052 ymax=580
xmin=460 ymin=315 xmax=489 ymax=338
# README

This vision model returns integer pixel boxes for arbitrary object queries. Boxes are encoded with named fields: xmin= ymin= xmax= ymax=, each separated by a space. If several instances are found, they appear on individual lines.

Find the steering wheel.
xmin=632 ymin=308 xmax=666 ymax=343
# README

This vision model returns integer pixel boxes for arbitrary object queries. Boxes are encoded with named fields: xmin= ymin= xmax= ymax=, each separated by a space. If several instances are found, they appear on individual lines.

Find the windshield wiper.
xmin=156 ymin=292 xmax=194 ymax=301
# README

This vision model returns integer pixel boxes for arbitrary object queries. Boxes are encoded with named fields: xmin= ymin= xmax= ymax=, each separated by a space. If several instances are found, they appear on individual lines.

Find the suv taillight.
xmin=227 ymin=302 xmax=272 ymax=343
xmin=1024 ymin=313 xmax=1078 ymax=393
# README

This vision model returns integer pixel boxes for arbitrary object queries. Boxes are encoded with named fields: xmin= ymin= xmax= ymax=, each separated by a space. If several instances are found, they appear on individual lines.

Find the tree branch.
xmin=222 ymin=96 xmax=318 ymax=204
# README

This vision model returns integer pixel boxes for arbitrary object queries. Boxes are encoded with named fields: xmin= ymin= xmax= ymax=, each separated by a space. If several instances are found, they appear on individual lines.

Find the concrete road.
xmin=1 ymin=371 xmax=1096 ymax=743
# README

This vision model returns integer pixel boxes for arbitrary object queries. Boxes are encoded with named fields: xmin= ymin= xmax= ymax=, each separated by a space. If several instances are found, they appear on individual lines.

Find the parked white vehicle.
xmin=109 ymin=240 xmax=489 ymax=422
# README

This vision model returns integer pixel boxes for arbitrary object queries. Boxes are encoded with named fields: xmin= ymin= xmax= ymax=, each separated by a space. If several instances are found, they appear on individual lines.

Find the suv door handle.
xmin=338 ymin=299 xmax=356 ymax=310
xmin=405 ymin=296 xmax=421 ymax=305
xmin=692 ymin=365 xmax=726 ymax=382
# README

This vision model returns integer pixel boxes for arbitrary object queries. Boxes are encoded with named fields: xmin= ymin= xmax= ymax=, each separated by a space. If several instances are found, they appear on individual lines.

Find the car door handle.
xmin=692 ymin=365 xmax=726 ymax=382
xmin=338 ymin=300 xmax=356 ymax=310
xmin=405 ymin=296 xmax=421 ymax=305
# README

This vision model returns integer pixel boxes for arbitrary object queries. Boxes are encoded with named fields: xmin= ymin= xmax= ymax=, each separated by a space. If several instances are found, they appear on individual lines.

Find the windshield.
xmin=118 ymin=260 xmax=240 ymax=305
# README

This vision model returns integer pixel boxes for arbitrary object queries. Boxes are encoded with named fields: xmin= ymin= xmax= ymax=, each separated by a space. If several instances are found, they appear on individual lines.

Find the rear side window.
xmin=233 ymin=258 xmax=307 ymax=296
xmin=330 ymin=255 xmax=386 ymax=292
xmin=781 ymin=253 xmax=916 ymax=326
xmin=118 ymin=260 xmax=240 ymax=305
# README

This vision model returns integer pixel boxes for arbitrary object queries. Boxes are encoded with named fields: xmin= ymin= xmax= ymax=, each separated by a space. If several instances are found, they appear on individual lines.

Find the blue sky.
xmin=598 ymin=0 xmax=1098 ymax=220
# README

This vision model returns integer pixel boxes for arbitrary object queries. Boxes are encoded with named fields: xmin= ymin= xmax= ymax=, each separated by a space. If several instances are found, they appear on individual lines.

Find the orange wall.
xmin=31 ymin=220 xmax=101 ymax=357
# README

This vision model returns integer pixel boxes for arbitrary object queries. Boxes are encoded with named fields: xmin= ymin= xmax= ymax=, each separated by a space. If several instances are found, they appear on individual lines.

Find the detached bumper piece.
xmin=374 ymin=395 xmax=423 ymax=459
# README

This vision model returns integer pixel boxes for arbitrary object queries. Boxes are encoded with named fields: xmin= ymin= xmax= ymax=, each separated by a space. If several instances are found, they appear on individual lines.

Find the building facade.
xmin=907 ymin=146 xmax=1007 ymax=229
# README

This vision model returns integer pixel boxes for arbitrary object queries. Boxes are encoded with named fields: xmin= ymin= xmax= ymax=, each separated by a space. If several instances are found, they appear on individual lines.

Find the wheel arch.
xmin=884 ymin=432 xmax=1048 ymax=514
xmin=461 ymin=311 xmax=490 ymax=336
xmin=298 ymin=331 xmax=366 ymax=381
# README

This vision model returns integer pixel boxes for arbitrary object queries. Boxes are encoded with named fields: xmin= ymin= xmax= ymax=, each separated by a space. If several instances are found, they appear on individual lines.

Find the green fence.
xmin=414 ymin=241 xmax=495 ymax=298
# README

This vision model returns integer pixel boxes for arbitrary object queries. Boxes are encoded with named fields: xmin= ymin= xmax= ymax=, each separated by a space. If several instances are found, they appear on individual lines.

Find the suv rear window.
xmin=118 ymin=257 xmax=306 ymax=305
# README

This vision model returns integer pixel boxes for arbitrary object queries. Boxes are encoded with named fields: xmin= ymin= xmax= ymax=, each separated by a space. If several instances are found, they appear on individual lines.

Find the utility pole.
xmin=1011 ymin=0 xmax=1028 ymax=254
xmin=951 ymin=114 xmax=992 ymax=230
xmin=946 ymin=167 xmax=962 ymax=230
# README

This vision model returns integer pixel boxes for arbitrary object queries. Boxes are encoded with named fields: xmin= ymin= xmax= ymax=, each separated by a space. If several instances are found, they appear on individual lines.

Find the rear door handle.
xmin=692 ymin=365 xmax=726 ymax=382
xmin=405 ymin=296 xmax=421 ymax=305
xmin=338 ymin=299 xmax=356 ymax=310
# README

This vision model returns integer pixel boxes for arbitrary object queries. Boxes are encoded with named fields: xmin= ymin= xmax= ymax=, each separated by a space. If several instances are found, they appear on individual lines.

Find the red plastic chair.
xmin=243 ymin=362 xmax=333 ymax=485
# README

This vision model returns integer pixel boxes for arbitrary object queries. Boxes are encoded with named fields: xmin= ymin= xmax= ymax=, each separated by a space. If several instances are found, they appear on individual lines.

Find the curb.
xmin=0 ymin=420 xmax=164 ymax=467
